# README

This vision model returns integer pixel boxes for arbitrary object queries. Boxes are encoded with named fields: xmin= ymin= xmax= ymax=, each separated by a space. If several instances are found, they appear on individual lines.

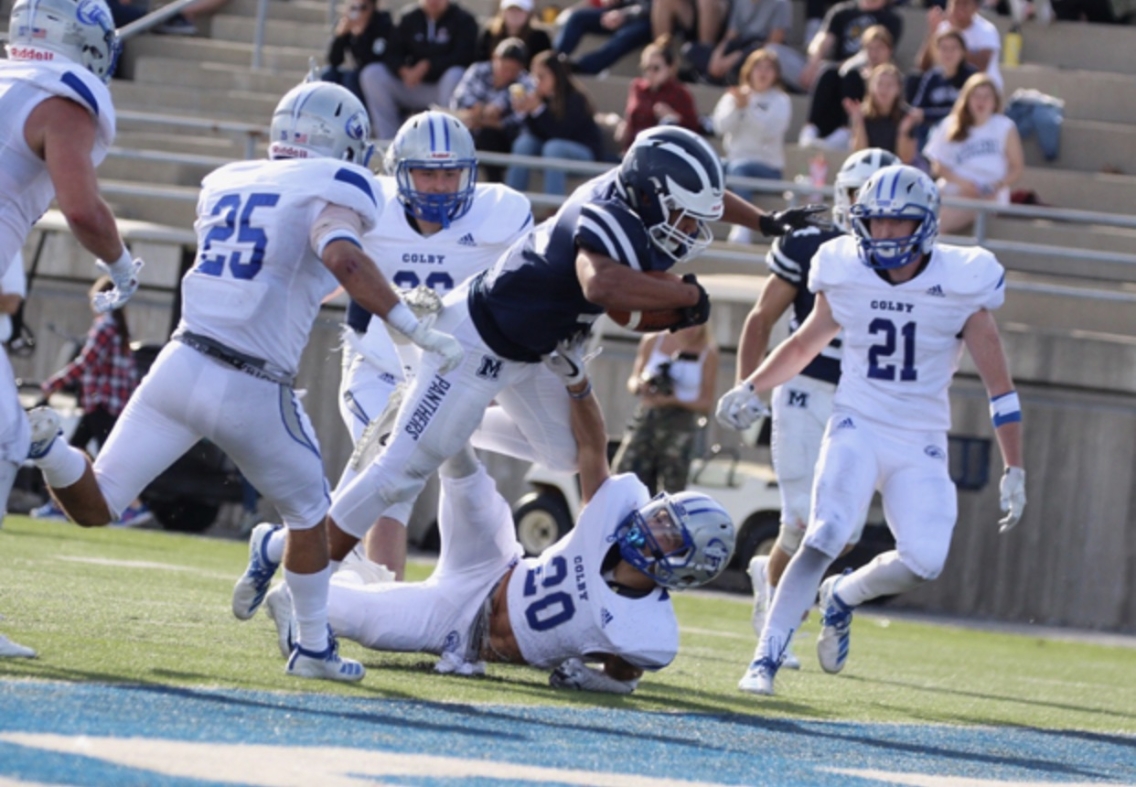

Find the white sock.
xmin=36 ymin=442 xmax=87 ymax=489
xmin=265 ymin=528 xmax=286 ymax=564
xmin=836 ymin=551 xmax=924 ymax=607
xmin=757 ymin=546 xmax=831 ymax=664
xmin=285 ymin=566 xmax=331 ymax=653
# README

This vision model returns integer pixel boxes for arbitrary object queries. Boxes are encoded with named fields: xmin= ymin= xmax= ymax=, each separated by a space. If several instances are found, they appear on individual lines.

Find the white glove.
xmin=398 ymin=284 xmax=443 ymax=319
xmin=408 ymin=315 xmax=465 ymax=375
xmin=998 ymin=466 xmax=1026 ymax=533
xmin=542 ymin=335 xmax=599 ymax=387
xmin=715 ymin=381 xmax=770 ymax=431
xmin=549 ymin=658 xmax=638 ymax=695
xmin=434 ymin=651 xmax=486 ymax=677
xmin=92 ymin=254 xmax=144 ymax=313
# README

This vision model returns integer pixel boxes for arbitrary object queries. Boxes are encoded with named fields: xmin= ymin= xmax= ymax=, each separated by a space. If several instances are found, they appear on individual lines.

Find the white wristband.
xmin=990 ymin=391 xmax=1022 ymax=428
xmin=385 ymin=301 xmax=420 ymax=337
xmin=106 ymin=247 xmax=132 ymax=276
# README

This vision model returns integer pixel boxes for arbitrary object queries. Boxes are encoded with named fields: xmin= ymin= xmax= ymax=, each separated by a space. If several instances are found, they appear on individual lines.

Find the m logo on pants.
xmin=788 ymin=390 xmax=809 ymax=408
xmin=476 ymin=355 xmax=503 ymax=381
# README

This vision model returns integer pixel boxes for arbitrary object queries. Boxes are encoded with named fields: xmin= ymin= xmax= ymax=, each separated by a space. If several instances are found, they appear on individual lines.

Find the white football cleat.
xmin=286 ymin=636 xmax=365 ymax=683
xmin=817 ymin=571 xmax=854 ymax=674
xmin=737 ymin=655 xmax=779 ymax=696
xmin=0 ymin=634 xmax=36 ymax=659
xmin=26 ymin=407 xmax=62 ymax=460
xmin=232 ymin=523 xmax=282 ymax=620
xmin=263 ymin=582 xmax=295 ymax=659
xmin=746 ymin=554 xmax=770 ymax=638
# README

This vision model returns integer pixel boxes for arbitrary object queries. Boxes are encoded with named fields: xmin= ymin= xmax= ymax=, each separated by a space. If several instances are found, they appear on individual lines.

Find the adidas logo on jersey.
xmin=600 ymin=608 xmax=614 ymax=628
xmin=457 ymin=233 xmax=476 ymax=247
xmin=836 ymin=417 xmax=855 ymax=430
xmin=926 ymin=284 xmax=945 ymax=297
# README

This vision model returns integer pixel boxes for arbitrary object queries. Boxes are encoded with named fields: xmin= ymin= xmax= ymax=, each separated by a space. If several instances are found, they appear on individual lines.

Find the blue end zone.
xmin=0 ymin=680 xmax=1133 ymax=786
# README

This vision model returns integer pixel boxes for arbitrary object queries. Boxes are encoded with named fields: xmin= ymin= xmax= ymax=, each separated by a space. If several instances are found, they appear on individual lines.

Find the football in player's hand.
xmin=606 ymin=271 xmax=686 ymax=332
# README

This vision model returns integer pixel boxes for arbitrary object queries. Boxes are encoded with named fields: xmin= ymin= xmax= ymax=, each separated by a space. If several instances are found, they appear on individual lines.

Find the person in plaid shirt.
xmin=35 ymin=278 xmax=150 ymax=525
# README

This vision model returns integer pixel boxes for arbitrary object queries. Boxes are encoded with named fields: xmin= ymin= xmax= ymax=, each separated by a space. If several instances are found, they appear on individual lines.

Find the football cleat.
xmin=263 ymin=582 xmax=295 ymax=659
xmin=232 ymin=523 xmax=282 ymax=620
xmin=0 ymin=634 xmax=36 ymax=659
xmin=737 ymin=655 xmax=779 ymax=696
xmin=26 ymin=407 xmax=62 ymax=460
xmin=817 ymin=571 xmax=855 ymax=674
xmin=286 ymin=635 xmax=365 ymax=683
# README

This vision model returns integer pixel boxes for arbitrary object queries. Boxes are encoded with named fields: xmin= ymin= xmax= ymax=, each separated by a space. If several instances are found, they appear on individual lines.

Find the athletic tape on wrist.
xmin=990 ymin=391 xmax=1022 ymax=427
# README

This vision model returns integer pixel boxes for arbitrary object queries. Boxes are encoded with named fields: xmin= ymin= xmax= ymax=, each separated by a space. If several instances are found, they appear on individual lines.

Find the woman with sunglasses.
xmin=618 ymin=37 xmax=701 ymax=152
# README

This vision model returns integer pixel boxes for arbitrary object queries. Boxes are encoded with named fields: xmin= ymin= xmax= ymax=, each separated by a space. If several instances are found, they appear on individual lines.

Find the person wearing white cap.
xmin=476 ymin=0 xmax=552 ymax=65
xmin=359 ymin=0 xmax=480 ymax=140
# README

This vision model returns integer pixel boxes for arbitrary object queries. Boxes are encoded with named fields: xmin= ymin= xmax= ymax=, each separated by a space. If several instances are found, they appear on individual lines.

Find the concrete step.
xmin=210 ymin=13 xmax=331 ymax=51
xmin=121 ymin=35 xmax=315 ymax=77
xmin=1022 ymin=118 xmax=1136 ymax=175
xmin=133 ymin=56 xmax=304 ymax=95
xmin=113 ymin=130 xmax=250 ymax=159
xmin=110 ymin=80 xmax=280 ymax=124
xmin=1003 ymin=66 xmax=1136 ymax=126
xmin=98 ymin=155 xmax=216 ymax=189
xmin=99 ymin=180 xmax=199 ymax=228
xmin=1017 ymin=168 xmax=1136 ymax=215
xmin=225 ymin=0 xmax=330 ymax=25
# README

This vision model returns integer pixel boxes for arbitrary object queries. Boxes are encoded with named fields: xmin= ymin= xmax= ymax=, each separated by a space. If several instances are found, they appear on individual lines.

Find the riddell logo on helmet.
xmin=269 ymin=144 xmax=312 ymax=158
xmin=8 ymin=47 xmax=55 ymax=61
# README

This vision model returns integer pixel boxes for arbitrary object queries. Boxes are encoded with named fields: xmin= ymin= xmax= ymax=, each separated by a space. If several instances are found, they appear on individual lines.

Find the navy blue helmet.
xmin=616 ymin=127 xmax=725 ymax=264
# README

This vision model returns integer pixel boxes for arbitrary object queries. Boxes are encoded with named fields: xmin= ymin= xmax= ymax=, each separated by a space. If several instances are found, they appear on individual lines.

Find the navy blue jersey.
xmin=469 ymin=170 xmax=674 ymax=362
xmin=766 ymin=225 xmax=844 ymax=384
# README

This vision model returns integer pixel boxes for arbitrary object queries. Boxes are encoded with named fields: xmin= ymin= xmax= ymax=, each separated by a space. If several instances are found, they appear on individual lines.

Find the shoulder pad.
xmin=467 ymin=184 xmax=534 ymax=246
xmin=808 ymin=235 xmax=860 ymax=293
xmin=939 ymin=244 xmax=1006 ymax=308
xmin=577 ymin=200 xmax=653 ymax=271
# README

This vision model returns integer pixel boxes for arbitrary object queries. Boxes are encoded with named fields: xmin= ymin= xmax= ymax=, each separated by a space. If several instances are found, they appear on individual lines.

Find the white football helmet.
xmin=615 ymin=491 xmax=736 ymax=590
xmin=384 ymin=111 xmax=477 ymax=227
xmin=832 ymin=148 xmax=900 ymax=233
xmin=849 ymin=164 xmax=940 ymax=270
xmin=6 ymin=0 xmax=120 ymax=83
xmin=617 ymin=126 xmax=725 ymax=264
xmin=268 ymin=82 xmax=373 ymax=166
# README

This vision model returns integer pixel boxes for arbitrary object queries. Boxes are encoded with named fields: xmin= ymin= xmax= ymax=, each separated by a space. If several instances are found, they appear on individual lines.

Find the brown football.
xmin=606 ymin=271 xmax=686 ymax=332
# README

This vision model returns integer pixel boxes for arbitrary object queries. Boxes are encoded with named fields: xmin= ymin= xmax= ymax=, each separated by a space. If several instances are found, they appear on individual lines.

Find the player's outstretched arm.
xmin=963 ymin=309 xmax=1026 ymax=532
xmin=721 ymin=191 xmax=829 ymax=237
xmin=576 ymin=248 xmax=700 ymax=312
xmin=736 ymin=275 xmax=796 ymax=381
xmin=567 ymin=374 xmax=608 ymax=506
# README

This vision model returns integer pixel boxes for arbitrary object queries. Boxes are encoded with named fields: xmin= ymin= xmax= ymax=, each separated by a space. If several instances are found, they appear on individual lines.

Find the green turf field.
xmin=2 ymin=515 xmax=1133 ymax=734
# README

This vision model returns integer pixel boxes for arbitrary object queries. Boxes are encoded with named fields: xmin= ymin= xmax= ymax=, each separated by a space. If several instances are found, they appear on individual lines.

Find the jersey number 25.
xmin=196 ymin=192 xmax=280 ymax=280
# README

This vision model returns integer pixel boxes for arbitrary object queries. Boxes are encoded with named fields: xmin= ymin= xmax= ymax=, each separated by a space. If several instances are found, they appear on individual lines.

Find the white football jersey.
xmin=506 ymin=474 xmax=680 ymax=671
xmin=179 ymin=158 xmax=380 ymax=376
xmin=810 ymin=235 xmax=1005 ymax=431
xmin=354 ymin=179 xmax=533 ymax=377
xmin=0 ymin=60 xmax=115 ymax=275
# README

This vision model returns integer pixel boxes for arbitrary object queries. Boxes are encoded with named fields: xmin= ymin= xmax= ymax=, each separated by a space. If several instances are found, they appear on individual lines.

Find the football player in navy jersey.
xmin=730 ymin=148 xmax=898 ymax=674
xmin=315 ymin=125 xmax=825 ymax=595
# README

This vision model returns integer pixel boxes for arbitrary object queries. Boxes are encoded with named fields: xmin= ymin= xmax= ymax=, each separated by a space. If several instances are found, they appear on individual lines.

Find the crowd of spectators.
xmin=310 ymin=0 xmax=1092 ymax=229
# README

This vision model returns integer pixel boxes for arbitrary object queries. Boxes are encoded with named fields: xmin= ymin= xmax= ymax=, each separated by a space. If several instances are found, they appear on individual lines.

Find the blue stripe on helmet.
xmin=888 ymin=170 xmax=899 ymax=200
xmin=442 ymin=116 xmax=450 ymax=150
xmin=428 ymin=116 xmax=437 ymax=151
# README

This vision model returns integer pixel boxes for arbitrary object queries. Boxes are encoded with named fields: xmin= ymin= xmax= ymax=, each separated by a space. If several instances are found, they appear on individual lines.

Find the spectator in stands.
xmin=554 ymin=0 xmax=653 ymax=75
xmin=106 ymin=0 xmax=146 ymax=28
xmin=799 ymin=0 xmax=902 ymax=89
xmin=712 ymin=47 xmax=791 ymax=242
xmin=846 ymin=63 xmax=920 ymax=162
xmin=651 ymin=0 xmax=727 ymax=47
xmin=917 ymin=0 xmax=1001 ymax=92
xmin=924 ymin=73 xmax=1023 ymax=234
xmin=800 ymin=24 xmax=894 ymax=151
xmin=360 ymin=0 xmax=479 ymax=140
xmin=682 ymin=0 xmax=806 ymax=88
xmin=905 ymin=29 xmax=976 ymax=154
xmin=476 ymin=0 xmax=551 ymax=65
xmin=618 ymin=38 xmax=701 ymax=151
xmin=452 ymin=38 xmax=536 ymax=181
xmin=1050 ymin=0 xmax=1121 ymax=22
xmin=322 ymin=0 xmax=395 ymax=101
xmin=505 ymin=51 xmax=606 ymax=196
xmin=33 ymin=278 xmax=150 ymax=527
xmin=612 ymin=323 xmax=719 ymax=497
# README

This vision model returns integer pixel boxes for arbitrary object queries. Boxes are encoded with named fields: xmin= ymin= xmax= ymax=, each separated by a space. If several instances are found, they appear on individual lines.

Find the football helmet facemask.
xmin=832 ymin=148 xmax=900 ymax=233
xmin=268 ymin=82 xmax=373 ymax=166
xmin=615 ymin=490 xmax=736 ymax=590
xmin=616 ymin=126 xmax=725 ymax=265
xmin=385 ymin=111 xmax=477 ymax=228
xmin=7 ymin=0 xmax=120 ymax=83
xmin=849 ymin=164 xmax=940 ymax=270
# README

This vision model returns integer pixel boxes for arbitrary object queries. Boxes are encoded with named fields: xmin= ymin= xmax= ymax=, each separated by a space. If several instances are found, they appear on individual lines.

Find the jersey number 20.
xmin=196 ymin=192 xmax=280 ymax=280
xmin=522 ymin=556 xmax=575 ymax=632
xmin=867 ymin=318 xmax=918 ymax=381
